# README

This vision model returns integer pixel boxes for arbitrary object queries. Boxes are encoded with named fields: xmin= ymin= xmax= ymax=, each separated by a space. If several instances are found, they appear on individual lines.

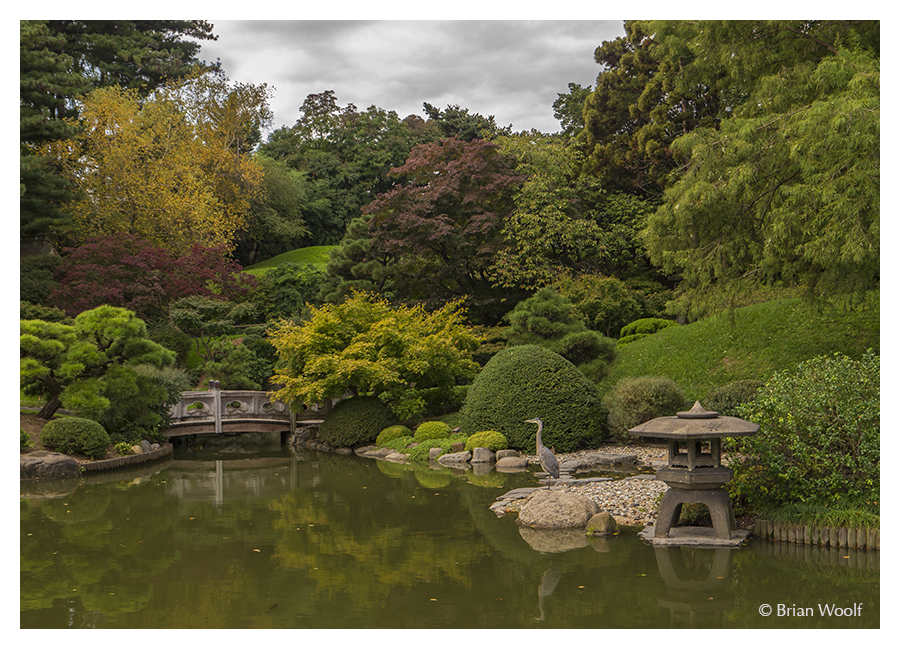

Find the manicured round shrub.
xmin=318 ymin=396 xmax=395 ymax=448
xmin=414 ymin=421 xmax=453 ymax=442
xmin=730 ymin=351 xmax=879 ymax=511
xmin=464 ymin=430 xmax=508 ymax=452
xmin=619 ymin=317 xmax=679 ymax=338
xmin=376 ymin=425 xmax=413 ymax=447
xmin=703 ymin=380 xmax=764 ymax=417
xmin=41 ymin=416 xmax=111 ymax=459
xmin=460 ymin=345 xmax=606 ymax=453
xmin=605 ymin=376 xmax=688 ymax=442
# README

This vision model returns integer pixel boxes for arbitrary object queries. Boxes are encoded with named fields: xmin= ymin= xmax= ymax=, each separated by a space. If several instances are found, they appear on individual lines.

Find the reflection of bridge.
xmin=164 ymin=390 xmax=329 ymax=437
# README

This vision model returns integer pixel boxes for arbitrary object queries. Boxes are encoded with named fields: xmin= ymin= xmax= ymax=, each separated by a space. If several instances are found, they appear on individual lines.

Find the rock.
xmin=20 ymin=451 xmax=81 ymax=481
xmin=516 ymin=490 xmax=599 ymax=529
xmin=131 ymin=445 xmax=143 ymax=455
xmin=140 ymin=440 xmax=152 ymax=453
xmin=496 ymin=456 xmax=527 ymax=470
xmin=471 ymin=447 xmax=495 ymax=463
xmin=335 ymin=447 xmax=354 ymax=455
xmin=428 ymin=447 xmax=443 ymax=460
xmin=151 ymin=443 xmax=160 ymax=451
xmin=437 ymin=451 xmax=471 ymax=466
xmin=450 ymin=442 xmax=465 ymax=453
xmin=586 ymin=511 xmax=619 ymax=536
xmin=496 ymin=449 xmax=520 ymax=459
xmin=384 ymin=452 xmax=408 ymax=463
xmin=356 ymin=447 xmax=395 ymax=459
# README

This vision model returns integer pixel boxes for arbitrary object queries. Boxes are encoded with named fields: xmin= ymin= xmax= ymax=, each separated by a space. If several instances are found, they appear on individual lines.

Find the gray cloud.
xmin=197 ymin=20 xmax=624 ymax=134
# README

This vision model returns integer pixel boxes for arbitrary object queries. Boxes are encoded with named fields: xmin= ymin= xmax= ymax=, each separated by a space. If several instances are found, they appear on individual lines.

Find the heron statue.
xmin=525 ymin=418 xmax=559 ymax=488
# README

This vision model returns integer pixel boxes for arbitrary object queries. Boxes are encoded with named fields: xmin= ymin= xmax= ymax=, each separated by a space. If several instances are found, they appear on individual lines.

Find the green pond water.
xmin=20 ymin=441 xmax=879 ymax=629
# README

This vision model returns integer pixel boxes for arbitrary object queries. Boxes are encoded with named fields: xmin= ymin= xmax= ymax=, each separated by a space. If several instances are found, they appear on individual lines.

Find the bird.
xmin=525 ymin=418 xmax=559 ymax=488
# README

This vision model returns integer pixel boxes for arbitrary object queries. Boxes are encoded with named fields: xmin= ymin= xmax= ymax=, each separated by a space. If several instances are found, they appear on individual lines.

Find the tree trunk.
xmin=38 ymin=395 xmax=62 ymax=420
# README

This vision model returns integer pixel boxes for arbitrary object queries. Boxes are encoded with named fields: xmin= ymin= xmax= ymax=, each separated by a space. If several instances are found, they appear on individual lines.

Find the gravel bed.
xmin=514 ymin=443 xmax=670 ymax=527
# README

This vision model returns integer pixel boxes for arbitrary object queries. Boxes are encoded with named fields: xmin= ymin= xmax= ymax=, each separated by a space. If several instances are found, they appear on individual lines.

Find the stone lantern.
xmin=629 ymin=401 xmax=758 ymax=546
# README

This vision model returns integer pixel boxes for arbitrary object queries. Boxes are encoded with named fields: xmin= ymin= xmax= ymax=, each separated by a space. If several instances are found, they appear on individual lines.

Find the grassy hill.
xmin=599 ymin=292 xmax=879 ymax=402
xmin=243 ymin=245 xmax=338 ymax=276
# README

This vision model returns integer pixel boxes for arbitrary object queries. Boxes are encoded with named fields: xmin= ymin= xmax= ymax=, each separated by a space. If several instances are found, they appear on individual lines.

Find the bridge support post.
xmin=210 ymin=380 xmax=222 ymax=435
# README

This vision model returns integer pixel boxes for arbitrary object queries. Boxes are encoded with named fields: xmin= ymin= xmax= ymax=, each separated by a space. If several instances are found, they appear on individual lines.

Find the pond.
xmin=20 ymin=440 xmax=880 ymax=629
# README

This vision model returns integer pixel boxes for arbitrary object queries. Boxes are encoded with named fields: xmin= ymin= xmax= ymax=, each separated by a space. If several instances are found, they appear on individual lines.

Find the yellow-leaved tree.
xmin=46 ymin=70 xmax=272 ymax=255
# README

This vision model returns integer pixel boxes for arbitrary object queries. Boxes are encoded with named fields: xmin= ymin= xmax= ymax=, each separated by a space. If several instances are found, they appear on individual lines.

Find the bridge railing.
xmin=167 ymin=389 xmax=330 ymax=435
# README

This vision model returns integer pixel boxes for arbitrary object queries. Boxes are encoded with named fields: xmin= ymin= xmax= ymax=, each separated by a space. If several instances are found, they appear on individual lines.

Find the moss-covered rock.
xmin=460 ymin=345 xmax=606 ymax=453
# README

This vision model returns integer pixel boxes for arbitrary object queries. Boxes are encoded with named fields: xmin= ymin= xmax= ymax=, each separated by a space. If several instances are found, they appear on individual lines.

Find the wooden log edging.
xmin=752 ymin=519 xmax=879 ymax=550
xmin=80 ymin=444 xmax=173 ymax=473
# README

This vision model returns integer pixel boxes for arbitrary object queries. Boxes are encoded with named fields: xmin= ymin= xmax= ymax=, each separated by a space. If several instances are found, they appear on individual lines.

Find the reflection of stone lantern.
xmin=629 ymin=402 xmax=758 ymax=546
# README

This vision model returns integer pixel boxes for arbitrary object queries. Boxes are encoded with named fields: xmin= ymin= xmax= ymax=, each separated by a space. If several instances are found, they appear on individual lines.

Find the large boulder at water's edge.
xmin=516 ymin=489 xmax=598 ymax=529
xmin=20 ymin=451 xmax=81 ymax=480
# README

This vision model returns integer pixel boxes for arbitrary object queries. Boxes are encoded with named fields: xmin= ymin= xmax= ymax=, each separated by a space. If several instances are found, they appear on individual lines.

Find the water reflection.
xmin=20 ymin=445 xmax=879 ymax=629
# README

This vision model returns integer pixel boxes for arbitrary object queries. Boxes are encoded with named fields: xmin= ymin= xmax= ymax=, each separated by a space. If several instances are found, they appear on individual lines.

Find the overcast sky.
xmin=194 ymin=20 xmax=626 ymax=136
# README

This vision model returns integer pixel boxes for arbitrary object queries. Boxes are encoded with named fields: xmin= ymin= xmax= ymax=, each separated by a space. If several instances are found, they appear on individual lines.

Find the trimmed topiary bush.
xmin=703 ymin=380 xmax=764 ymax=417
xmin=460 ymin=345 xmax=606 ymax=453
xmin=376 ymin=425 xmax=413 ymax=447
xmin=730 ymin=351 xmax=879 ymax=511
xmin=318 ymin=396 xmax=395 ymax=448
xmin=619 ymin=317 xmax=679 ymax=338
xmin=464 ymin=430 xmax=508 ymax=452
xmin=414 ymin=421 xmax=453 ymax=442
xmin=41 ymin=416 xmax=111 ymax=459
xmin=605 ymin=376 xmax=688 ymax=442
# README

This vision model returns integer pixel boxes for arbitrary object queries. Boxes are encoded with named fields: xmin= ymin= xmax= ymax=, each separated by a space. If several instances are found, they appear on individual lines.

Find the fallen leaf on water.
xmin=253 ymin=549 xmax=261 ymax=552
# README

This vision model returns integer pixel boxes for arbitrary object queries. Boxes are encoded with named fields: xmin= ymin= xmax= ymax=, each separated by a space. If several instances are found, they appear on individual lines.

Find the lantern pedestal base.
xmin=644 ymin=487 xmax=747 ymax=546
xmin=639 ymin=524 xmax=751 ymax=548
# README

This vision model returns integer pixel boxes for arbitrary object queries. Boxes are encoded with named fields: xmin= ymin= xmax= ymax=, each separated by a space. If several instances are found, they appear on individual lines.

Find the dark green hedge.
xmin=319 ymin=396 xmax=395 ymax=448
xmin=41 ymin=416 xmax=110 ymax=459
xmin=460 ymin=345 xmax=606 ymax=453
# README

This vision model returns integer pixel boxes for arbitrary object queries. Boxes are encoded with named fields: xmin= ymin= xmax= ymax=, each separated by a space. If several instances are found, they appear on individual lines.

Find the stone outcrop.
xmin=437 ymin=450 xmax=471 ymax=466
xmin=516 ymin=489 xmax=599 ymax=529
xmin=20 ymin=451 xmax=81 ymax=481
xmin=470 ymin=447 xmax=495 ymax=463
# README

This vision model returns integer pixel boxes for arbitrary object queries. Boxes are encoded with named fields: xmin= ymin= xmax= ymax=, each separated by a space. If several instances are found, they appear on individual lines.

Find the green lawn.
xmin=599 ymin=292 xmax=880 ymax=402
xmin=243 ymin=245 xmax=338 ymax=276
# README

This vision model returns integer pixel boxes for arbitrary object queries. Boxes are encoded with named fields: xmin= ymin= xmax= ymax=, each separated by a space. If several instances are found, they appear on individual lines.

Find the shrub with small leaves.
xmin=605 ymin=376 xmax=688 ymax=442
xmin=414 ymin=421 xmax=453 ymax=442
xmin=730 ymin=351 xmax=879 ymax=511
xmin=114 ymin=441 xmax=135 ymax=456
xmin=318 ymin=396 xmax=395 ymax=448
xmin=41 ymin=416 xmax=111 ymax=459
xmin=704 ymin=380 xmax=764 ymax=417
xmin=21 ymin=429 xmax=32 ymax=450
xmin=464 ymin=430 xmax=508 ymax=452
xmin=376 ymin=425 xmax=413 ymax=447
xmin=619 ymin=317 xmax=679 ymax=338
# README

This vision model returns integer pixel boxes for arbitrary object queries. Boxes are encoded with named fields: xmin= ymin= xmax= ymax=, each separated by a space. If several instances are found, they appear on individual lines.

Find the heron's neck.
xmin=536 ymin=427 xmax=543 ymax=448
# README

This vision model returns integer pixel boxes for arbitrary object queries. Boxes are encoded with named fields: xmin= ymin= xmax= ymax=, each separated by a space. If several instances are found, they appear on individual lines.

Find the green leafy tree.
xmin=580 ymin=20 xmax=719 ymax=196
xmin=552 ymin=82 xmax=592 ymax=139
xmin=421 ymin=102 xmax=512 ymax=141
xmin=268 ymin=292 xmax=481 ymax=419
xmin=260 ymin=92 xmax=423 ymax=244
xmin=491 ymin=132 xmax=608 ymax=289
xmin=505 ymin=287 xmax=617 ymax=381
xmin=236 ymin=156 xmax=316 ymax=267
xmin=20 ymin=306 xmax=176 ymax=429
xmin=318 ymin=216 xmax=398 ymax=304
xmin=646 ymin=42 xmax=879 ymax=316
xmin=253 ymin=262 xmax=325 ymax=321
xmin=169 ymin=295 xmax=257 ymax=364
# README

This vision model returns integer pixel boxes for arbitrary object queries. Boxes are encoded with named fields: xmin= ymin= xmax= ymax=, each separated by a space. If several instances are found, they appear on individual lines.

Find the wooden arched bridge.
xmin=164 ymin=389 xmax=330 ymax=438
